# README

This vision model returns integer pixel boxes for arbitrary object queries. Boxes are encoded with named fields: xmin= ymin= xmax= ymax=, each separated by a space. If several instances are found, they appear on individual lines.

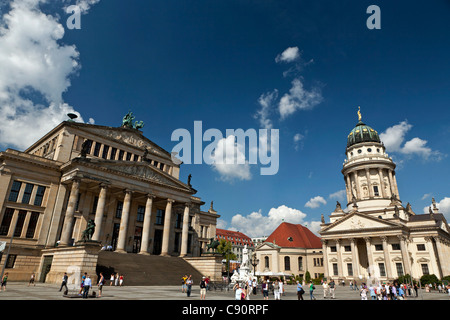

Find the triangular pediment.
xmin=256 ymin=242 xmax=280 ymax=251
xmin=73 ymin=123 xmax=172 ymax=160
xmin=72 ymin=158 xmax=191 ymax=192
xmin=321 ymin=212 xmax=400 ymax=234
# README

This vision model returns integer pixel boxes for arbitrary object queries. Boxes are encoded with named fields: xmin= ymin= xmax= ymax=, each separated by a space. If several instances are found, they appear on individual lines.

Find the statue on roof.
xmin=122 ymin=111 xmax=135 ymax=128
xmin=357 ymin=106 xmax=362 ymax=121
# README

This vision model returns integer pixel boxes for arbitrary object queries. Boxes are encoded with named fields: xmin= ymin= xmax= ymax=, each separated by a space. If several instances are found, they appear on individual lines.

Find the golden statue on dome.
xmin=357 ymin=106 xmax=362 ymax=121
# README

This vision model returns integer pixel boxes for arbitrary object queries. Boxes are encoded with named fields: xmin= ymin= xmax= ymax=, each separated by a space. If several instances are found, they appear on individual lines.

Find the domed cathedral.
xmin=319 ymin=108 xmax=450 ymax=284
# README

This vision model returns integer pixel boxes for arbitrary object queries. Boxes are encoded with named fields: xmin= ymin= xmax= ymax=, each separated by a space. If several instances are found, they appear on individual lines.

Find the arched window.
xmin=264 ymin=256 xmax=270 ymax=269
xmin=284 ymin=256 xmax=291 ymax=271
xmin=298 ymin=257 xmax=303 ymax=271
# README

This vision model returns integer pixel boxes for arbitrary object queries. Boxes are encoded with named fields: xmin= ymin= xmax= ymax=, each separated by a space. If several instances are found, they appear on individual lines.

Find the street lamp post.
xmin=251 ymin=253 xmax=259 ymax=277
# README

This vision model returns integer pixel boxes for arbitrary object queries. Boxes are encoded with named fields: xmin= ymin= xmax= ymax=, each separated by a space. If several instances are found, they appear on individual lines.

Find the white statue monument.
xmin=230 ymin=245 xmax=256 ymax=284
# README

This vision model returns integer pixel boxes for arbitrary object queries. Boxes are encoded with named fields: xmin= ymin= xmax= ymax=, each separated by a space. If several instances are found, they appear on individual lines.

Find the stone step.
xmin=96 ymin=251 xmax=204 ymax=286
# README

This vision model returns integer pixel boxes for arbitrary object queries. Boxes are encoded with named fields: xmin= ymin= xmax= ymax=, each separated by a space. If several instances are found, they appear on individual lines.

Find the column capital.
xmin=123 ymin=189 xmax=134 ymax=195
xmin=321 ymin=239 xmax=328 ymax=245
xmin=167 ymin=198 xmax=176 ymax=203
xmin=99 ymin=183 xmax=110 ymax=189
xmin=380 ymin=236 xmax=388 ymax=243
xmin=146 ymin=193 xmax=156 ymax=199
xmin=364 ymin=237 xmax=371 ymax=244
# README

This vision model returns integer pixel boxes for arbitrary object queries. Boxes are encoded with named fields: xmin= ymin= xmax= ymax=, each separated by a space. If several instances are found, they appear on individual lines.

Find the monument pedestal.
xmin=41 ymin=241 xmax=102 ymax=285
xmin=184 ymin=253 xmax=223 ymax=281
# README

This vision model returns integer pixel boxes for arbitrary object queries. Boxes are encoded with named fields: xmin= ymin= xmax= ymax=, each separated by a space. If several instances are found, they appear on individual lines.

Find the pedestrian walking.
xmin=98 ymin=272 xmax=105 ymax=298
xmin=278 ymin=279 xmax=284 ymax=300
xmin=200 ymin=276 xmax=207 ymax=300
xmin=82 ymin=274 xmax=92 ymax=298
xmin=261 ymin=280 xmax=269 ymax=300
xmin=28 ymin=273 xmax=36 ymax=287
xmin=119 ymin=274 xmax=124 ymax=286
xmin=115 ymin=273 xmax=119 ymax=286
xmin=1 ymin=272 xmax=8 ymax=291
xmin=79 ymin=272 xmax=87 ymax=294
xmin=109 ymin=273 xmax=115 ymax=286
xmin=322 ymin=280 xmax=329 ymax=298
xmin=59 ymin=272 xmax=68 ymax=293
xmin=233 ymin=283 xmax=246 ymax=300
xmin=329 ymin=279 xmax=336 ymax=299
xmin=360 ymin=285 xmax=368 ymax=300
xmin=273 ymin=279 xmax=281 ymax=300
xmin=309 ymin=281 xmax=316 ymax=300
xmin=296 ymin=281 xmax=304 ymax=300
xmin=181 ymin=274 xmax=188 ymax=293
xmin=186 ymin=275 xmax=193 ymax=297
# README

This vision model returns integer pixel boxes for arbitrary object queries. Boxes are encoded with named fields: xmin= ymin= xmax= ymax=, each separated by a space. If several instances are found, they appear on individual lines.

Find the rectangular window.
xmin=421 ymin=264 xmax=429 ymax=275
xmin=392 ymin=243 xmax=401 ymax=251
xmin=137 ymin=205 xmax=145 ymax=222
xmin=126 ymin=153 xmax=132 ymax=161
xmin=92 ymin=196 xmax=99 ymax=214
xmin=26 ymin=212 xmax=40 ymax=238
xmin=14 ymin=210 xmax=27 ymax=237
xmin=21 ymin=183 xmax=34 ymax=204
xmin=417 ymin=244 xmax=426 ymax=251
xmin=118 ymin=150 xmax=125 ymax=160
xmin=156 ymin=209 xmax=165 ymax=225
xmin=110 ymin=147 xmax=117 ymax=160
xmin=115 ymin=201 xmax=123 ymax=219
xmin=93 ymin=142 xmax=101 ymax=157
xmin=344 ymin=245 xmax=351 ymax=252
xmin=347 ymin=263 xmax=353 ymax=276
xmin=332 ymin=263 xmax=338 ymax=276
xmin=374 ymin=244 xmax=383 ymax=251
xmin=330 ymin=246 xmax=337 ymax=252
xmin=373 ymin=185 xmax=379 ymax=196
xmin=102 ymin=145 xmax=109 ymax=159
xmin=5 ymin=254 xmax=17 ymax=268
xmin=0 ymin=208 xmax=14 ymax=236
xmin=83 ymin=140 xmax=93 ymax=154
xmin=34 ymin=186 xmax=46 ymax=206
xmin=378 ymin=263 xmax=386 ymax=277
xmin=175 ymin=213 xmax=182 ymax=229
xmin=8 ymin=181 xmax=22 ymax=202
xmin=396 ymin=263 xmax=404 ymax=277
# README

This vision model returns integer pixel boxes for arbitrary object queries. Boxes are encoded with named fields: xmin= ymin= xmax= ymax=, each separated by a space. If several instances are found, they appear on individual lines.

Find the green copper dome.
xmin=347 ymin=120 xmax=381 ymax=148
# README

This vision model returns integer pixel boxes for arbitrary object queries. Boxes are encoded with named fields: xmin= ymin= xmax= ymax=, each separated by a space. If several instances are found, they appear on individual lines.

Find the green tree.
xmin=420 ymin=274 xmax=439 ymax=285
xmin=216 ymin=239 xmax=236 ymax=274
xmin=305 ymin=271 xmax=311 ymax=283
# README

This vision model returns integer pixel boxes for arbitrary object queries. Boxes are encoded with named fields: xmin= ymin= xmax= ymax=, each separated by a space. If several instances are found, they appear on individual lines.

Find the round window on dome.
xmin=377 ymin=148 xmax=380 ymax=153
xmin=367 ymin=148 xmax=372 ymax=152
xmin=358 ymin=149 xmax=362 ymax=154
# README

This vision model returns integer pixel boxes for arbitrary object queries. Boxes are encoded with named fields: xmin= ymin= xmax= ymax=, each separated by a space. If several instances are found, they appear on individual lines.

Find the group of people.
xmin=181 ymin=274 xmax=211 ymax=299
xmin=358 ymin=282 xmax=415 ymax=300
xmin=57 ymin=271 xmax=123 ymax=298
xmin=234 ymin=278 xmax=261 ymax=300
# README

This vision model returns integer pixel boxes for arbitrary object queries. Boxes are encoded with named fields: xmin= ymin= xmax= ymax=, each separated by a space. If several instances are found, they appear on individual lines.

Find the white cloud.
xmin=278 ymin=78 xmax=323 ymax=119
xmin=379 ymin=120 xmax=443 ymax=161
xmin=305 ymin=196 xmax=327 ymax=209
xmin=0 ymin=0 xmax=99 ymax=150
xmin=254 ymin=89 xmax=278 ymax=129
xmin=211 ymin=135 xmax=252 ymax=182
xmin=293 ymin=133 xmax=305 ymax=151
xmin=229 ymin=205 xmax=308 ymax=238
xmin=329 ymin=189 xmax=346 ymax=202
xmin=423 ymin=197 xmax=450 ymax=220
xmin=275 ymin=46 xmax=300 ymax=63
xmin=421 ymin=193 xmax=432 ymax=201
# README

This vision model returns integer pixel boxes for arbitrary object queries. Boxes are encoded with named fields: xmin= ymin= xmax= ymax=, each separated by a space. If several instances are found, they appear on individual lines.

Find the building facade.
xmin=215 ymin=228 xmax=254 ymax=263
xmin=0 ymin=118 xmax=219 ymax=282
xmin=255 ymin=222 xmax=324 ymax=279
xmin=319 ymin=110 xmax=450 ymax=283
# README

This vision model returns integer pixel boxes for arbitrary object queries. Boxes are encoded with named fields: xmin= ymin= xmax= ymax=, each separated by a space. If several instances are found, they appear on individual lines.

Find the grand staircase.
xmin=96 ymin=251 xmax=204 ymax=286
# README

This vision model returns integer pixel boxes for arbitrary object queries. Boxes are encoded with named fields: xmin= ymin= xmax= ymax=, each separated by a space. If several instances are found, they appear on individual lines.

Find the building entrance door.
xmin=153 ymin=229 xmax=163 ymax=255
xmin=133 ymin=227 xmax=142 ymax=253
xmin=40 ymin=255 xmax=53 ymax=283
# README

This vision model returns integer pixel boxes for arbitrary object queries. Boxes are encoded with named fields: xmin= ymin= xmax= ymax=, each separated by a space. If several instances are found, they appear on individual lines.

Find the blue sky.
xmin=1 ymin=0 xmax=449 ymax=237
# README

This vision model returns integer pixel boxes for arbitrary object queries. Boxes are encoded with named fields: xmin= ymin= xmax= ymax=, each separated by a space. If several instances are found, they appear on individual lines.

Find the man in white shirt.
xmin=82 ymin=275 xmax=92 ymax=299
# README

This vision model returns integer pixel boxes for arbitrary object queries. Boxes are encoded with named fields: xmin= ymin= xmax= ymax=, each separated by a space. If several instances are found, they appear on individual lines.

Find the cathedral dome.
xmin=347 ymin=107 xmax=381 ymax=148
xmin=347 ymin=120 xmax=381 ymax=148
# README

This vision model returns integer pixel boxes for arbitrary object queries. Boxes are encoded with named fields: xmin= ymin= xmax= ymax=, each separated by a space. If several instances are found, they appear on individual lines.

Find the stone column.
xmin=60 ymin=179 xmax=80 ymax=246
xmin=364 ymin=237 xmax=374 ymax=277
xmin=388 ymin=170 xmax=396 ymax=197
xmin=350 ymin=238 xmax=360 ymax=279
xmin=380 ymin=236 xmax=392 ymax=279
xmin=139 ymin=194 xmax=155 ymax=255
xmin=353 ymin=171 xmax=361 ymax=199
xmin=336 ymin=239 xmax=343 ymax=278
xmin=115 ymin=190 xmax=133 ymax=253
xmin=365 ymin=168 xmax=374 ymax=198
xmin=92 ymin=184 xmax=108 ymax=241
xmin=425 ymin=236 xmax=440 ymax=278
xmin=432 ymin=236 xmax=445 ymax=279
xmin=345 ymin=174 xmax=352 ymax=203
xmin=392 ymin=172 xmax=400 ymax=200
xmin=161 ymin=199 xmax=175 ymax=256
xmin=321 ymin=239 xmax=329 ymax=279
xmin=378 ymin=168 xmax=387 ymax=198
xmin=398 ymin=235 xmax=411 ymax=275
xmin=180 ymin=203 xmax=190 ymax=257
